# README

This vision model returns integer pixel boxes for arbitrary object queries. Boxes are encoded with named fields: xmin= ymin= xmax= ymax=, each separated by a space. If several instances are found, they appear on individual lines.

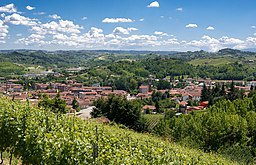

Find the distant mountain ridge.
xmin=0 ymin=48 xmax=255 ymax=68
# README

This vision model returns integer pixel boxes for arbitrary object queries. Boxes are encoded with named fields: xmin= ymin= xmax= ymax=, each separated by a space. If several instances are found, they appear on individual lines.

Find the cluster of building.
xmin=0 ymin=78 xmax=255 ymax=113
xmin=0 ymin=80 xmax=127 ymax=110
xmin=139 ymin=78 xmax=254 ymax=114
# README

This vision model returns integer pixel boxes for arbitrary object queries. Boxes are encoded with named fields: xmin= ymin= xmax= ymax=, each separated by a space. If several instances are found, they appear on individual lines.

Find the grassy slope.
xmin=188 ymin=57 xmax=237 ymax=66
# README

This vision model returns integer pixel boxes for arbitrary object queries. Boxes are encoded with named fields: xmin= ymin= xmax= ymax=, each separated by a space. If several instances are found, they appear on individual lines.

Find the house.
xmin=35 ymin=83 xmax=48 ymax=90
xmin=57 ymin=84 xmax=68 ymax=92
xmin=139 ymin=85 xmax=149 ymax=94
xmin=142 ymin=105 xmax=156 ymax=113
xmin=136 ymin=93 xmax=150 ymax=99
xmin=178 ymin=90 xmax=189 ymax=101
xmin=179 ymin=101 xmax=188 ymax=114
xmin=13 ymin=85 xmax=23 ymax=92
xmin=200 ymin=101 xmax=209 ymax=107
xmin=73 ymin=83 xmax=83 ymax=88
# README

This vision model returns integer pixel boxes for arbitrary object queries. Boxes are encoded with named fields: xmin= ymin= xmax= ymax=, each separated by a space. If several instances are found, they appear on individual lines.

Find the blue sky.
xmin=0 ymin=0 xmax=256 ymax=52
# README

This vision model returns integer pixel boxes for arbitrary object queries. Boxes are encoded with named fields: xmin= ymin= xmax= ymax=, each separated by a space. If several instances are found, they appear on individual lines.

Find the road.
xmin=75 ymin=106 xmax=95 ymax=120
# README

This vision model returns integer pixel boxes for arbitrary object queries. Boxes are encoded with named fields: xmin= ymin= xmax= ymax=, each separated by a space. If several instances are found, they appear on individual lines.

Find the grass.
xmin=189 ymin=57 xmax=237 ymax=66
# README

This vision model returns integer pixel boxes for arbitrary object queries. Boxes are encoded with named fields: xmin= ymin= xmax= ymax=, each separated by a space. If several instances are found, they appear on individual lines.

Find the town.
xmin=1 ymin=76 xmax=254 ymax=116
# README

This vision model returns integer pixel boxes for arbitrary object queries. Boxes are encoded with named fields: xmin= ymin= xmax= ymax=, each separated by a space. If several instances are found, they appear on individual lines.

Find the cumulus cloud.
xmin=139 ymin=18 xmax=144 ymax=22
xmin=188 ymin=35 xmax=245 ymax=52
xmin=206 ymin=26 xmax=215 ymax=30
xmin=49 ymin=14 xmax=61 ymax=19
xmin=186 ymin=24 xmax=198 ymax=28
xmin=102 ymin=18 xmax=134 ymax=23
xmin=26 ymin=6 xmax=35 ymax=11
xmin=112 ymin=27 xmax=138 ymax=35
xmin=251 ymin=26 xmax=256 ymax=29
xmin=176 ymin=8 xmax=183 ymax=11
xmin=154 ymin=31 xmax=168 ymax=36
xmin=18 ymin=34 xmax=46 ymax=46
xmin=0 ymin=4 xmax=17 ymax=13
xmin=0 ymin=20 xmax=8 ymax=43
xmin=32 ymin=20 xmax=82 ymax=35
xmin=5 ymin=13 xmax=37 ymax=26
xmin=147 ymin=1 xmax=160 ymax=8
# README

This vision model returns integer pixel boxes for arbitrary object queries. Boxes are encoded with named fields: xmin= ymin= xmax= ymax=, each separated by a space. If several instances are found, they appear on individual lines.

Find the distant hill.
xmin=0 ymin=48 xmax=255 ymax=69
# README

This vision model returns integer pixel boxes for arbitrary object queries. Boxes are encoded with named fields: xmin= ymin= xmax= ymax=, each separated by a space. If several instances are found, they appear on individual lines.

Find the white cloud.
xmin=102 ymin=18 xmax=134 ymax=23
xmin=206 ymin=26 xmax=215 ymax=30
xmin=176 ymin=8 xmax=183 ymax=11
xmin=160 ymin=16 xmax=164 ymax=19
xmin=147 ymin=1 xmax=160 ymax=8
xmin=113 ymin=27 xmax=129 ymax=35
xmin=188 ymin=35 xmax=245 ymax=52
xmin=32 ymin=20 xmax=82 ymax=35
xmin=128 ymin=27 xmax=138 ymax=31
xmin=219 ymin=36 xmax=244 ymax=45
xmin=82 ymin=17 xmax=87 ymax=20
xmin=0 ymin=20 xmax=8 ymax=43
xmin=1 ymin=13 xmax=6 ymax=18
xmin=251 ymin=26 xmax=256 ymax=29
xmin=18 ymin=34 xmax=46 ymax=46
xmin=26 ymin=6 xmax=35 ymax=11
xmin=49 ymin=14 xmax=61 ymax=19
xmin=16 ymin=33 xmax=22 ymax=37
xmin=87 ymin=27 xmax=104 ymax=38
xmin=0 ymin=4 xmax=17 ymax=13
xmin=113 ymin=27 xmax=138 ymax=35
xmin=154 ymin=31 xmax=168 ymax=36
xmin=186 ymin=24 xmax=198 ymax=28
xmin=139 ymin=18 xmax=144 ymax=22
xmin=254 ymin=33 xmax=256 ymax=36
xmin=5 ymin=13 xmax=37 ymax=26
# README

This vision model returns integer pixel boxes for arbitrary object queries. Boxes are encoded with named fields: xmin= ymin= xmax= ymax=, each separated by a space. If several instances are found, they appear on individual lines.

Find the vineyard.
xmin=0 ymin=97 xmax=240 ymax=164
xmin=143 ymin=114 xmax=164 ymax=131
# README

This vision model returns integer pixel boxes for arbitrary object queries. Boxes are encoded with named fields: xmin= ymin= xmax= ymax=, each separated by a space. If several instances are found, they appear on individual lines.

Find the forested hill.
xmin=1 ymin=48 xmax=256 ymax=80
xmin=0 ymin=48 xmax=255 ymax=68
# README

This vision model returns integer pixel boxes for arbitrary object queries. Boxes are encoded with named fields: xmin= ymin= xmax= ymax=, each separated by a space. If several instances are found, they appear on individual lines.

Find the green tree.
xmin=38 ymin=93 xmax=68 ymax=114
xmin=91 ymin=95 xmax=142 ymax=130
xmin=201 ymin=83 xmax=209 ymax=101
xmin=72 ymin=97 xmax=80 ymax=112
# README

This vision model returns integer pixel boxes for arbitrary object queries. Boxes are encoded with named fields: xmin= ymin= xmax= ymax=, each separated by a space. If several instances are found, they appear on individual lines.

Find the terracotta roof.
xmin=142 ymin=105 xmax=156 ymax=110
xmin=139 ymin=86 xmax=148 ymax=89
xmin=179 ymin=101 xmax=188 ymax=106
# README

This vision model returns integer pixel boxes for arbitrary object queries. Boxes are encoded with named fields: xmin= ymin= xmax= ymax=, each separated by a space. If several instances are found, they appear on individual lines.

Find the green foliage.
xmin=0 ymin=97 xmax=239 ymax=164
xmin=92 ymin=95 xmax=142 ymax=130
xmin=0 ymin=61 xmax=25 ymax=77
xmin=72 ymin=97 xmax=80 ymax=112
xmin=154 ymin=96 xmax=256 ymax=163
xmin=38 ymin=93 xmax=68 ymax=114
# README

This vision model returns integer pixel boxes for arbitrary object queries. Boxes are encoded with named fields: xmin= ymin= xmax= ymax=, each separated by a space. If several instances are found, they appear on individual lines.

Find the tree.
xmin=72 ymin=97 xmax=80 ymax=112
xmin=220 ymin=84 xmax=226 ymax=97
xmin=38 ymin=93 xmax=68 ymax=114
xmin=91 ymin=95 xmax=142 ymax=130
xmin=201 ymin=83 xmax=209 ymax=101
xmin=156 ymin=79 xmax=171 ymax=90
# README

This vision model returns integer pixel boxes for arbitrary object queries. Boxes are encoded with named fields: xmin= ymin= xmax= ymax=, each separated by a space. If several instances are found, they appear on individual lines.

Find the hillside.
xmin=0 ymin=97 xmax=240 ymax=164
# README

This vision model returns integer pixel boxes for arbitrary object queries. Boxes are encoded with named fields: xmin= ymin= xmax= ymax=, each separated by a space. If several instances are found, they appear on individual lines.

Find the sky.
xmin=0 ymin=0 xmax=256 ymax=52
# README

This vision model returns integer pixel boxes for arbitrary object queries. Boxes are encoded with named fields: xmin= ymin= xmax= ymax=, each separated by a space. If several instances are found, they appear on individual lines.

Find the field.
xmin=143 ymin=114 xmax=164 ymax=131
xmin=189 ymin=57 xmax=237 ymax=66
